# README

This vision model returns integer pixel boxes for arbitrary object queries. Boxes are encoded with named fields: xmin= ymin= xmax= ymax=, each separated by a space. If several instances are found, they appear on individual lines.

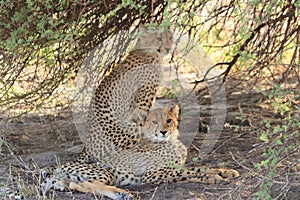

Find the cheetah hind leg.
xmin=69 ymin=180 xmax=133 ymax=200
xmin=143 ymin=167 xmax=239 ymax=185
xmin=185 ymin=167 xmax=240 ymax=184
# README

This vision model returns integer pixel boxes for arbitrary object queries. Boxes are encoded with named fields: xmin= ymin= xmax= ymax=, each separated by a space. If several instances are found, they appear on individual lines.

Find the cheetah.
xmin=41 ymin=105 xmax=239 ymax=200
xmin=80 ymin=25 xmax=173 ymax=163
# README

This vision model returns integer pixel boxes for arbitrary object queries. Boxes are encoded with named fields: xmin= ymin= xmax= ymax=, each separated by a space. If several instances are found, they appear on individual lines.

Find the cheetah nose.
xmin=165 ymin=48 xmax=170 ymax=53
xmin=160 ymin=130 xmax=167 ymax=136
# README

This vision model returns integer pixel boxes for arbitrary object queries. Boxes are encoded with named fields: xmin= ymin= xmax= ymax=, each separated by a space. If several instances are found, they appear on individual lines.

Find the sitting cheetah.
xmin=80 ymin=26 xmax=173 ymax=162
xmin=41 ymin=105 xmax=239 ymax=200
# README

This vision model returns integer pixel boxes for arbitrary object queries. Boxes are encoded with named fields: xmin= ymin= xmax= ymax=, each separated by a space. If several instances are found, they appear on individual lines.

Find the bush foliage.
xmin=0 ymin=0 xmax=299 ymax=114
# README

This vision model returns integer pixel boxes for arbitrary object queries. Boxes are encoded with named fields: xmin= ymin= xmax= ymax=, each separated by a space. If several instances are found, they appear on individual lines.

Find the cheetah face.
xmin=142 ymin=105 xmax=179 ymax=142
xmin=134 ymin=26 xmax=173 ymax=55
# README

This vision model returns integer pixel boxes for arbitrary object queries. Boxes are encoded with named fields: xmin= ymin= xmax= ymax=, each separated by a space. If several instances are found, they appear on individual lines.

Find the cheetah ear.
xmin=170 ymin=104 xmax=179 ymax=119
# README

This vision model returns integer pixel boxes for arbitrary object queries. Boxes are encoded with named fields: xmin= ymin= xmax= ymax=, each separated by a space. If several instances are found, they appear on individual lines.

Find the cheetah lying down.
xmin=41 ymin=105 xmax=239 ymax=199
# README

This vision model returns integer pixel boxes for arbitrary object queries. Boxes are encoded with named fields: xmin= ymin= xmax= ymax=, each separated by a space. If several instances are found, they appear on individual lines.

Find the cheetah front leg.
xmin=40 ymin=163 xmax=132 ymax=200
xmin=129 ymin=85 xmax=157 ymax=126
xmin=69 ymin=180 xmax=133 ymax=200
xmin=142 ymin=166 xmax=239 ymax=185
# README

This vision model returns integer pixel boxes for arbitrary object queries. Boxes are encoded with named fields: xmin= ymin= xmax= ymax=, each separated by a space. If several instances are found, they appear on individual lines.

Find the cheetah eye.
xmin=166 ymin=119 xmax=172 ymax=124
xmin=157 ymin=37 xmax=163 ymax=42
xmin=152 ymin=120 xmax=158 ymax=125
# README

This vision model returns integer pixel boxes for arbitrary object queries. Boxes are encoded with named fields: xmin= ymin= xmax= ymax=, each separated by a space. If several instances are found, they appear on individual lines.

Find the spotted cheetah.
xmin=80 ymin=26 xmax=173 ymax=163
xmin=41 ymin=105 xmax=239 ymax=200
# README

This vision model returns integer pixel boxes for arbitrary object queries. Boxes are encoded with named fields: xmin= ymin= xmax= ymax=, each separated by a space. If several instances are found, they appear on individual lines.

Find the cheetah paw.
xmin=218 ymin=169 xmax=240 ymax=179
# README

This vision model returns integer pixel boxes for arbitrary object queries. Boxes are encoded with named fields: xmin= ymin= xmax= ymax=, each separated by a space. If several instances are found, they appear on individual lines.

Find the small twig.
xmin=149 ymin=186 xmax=158 ymax=200
xmin=238 ymin=102 xmax=243 ymax=117
xmin=191 ymin=144 xmax=200 ymax=152
xmin=1 ymin=138 xmax=28 ymax=169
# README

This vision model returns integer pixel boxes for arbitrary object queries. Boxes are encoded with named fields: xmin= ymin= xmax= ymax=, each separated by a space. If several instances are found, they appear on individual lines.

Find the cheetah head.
xmin=133 ymin=25 xmax=173 ymax=55
xmin=142 ymin=105 xmax=179 ymax=142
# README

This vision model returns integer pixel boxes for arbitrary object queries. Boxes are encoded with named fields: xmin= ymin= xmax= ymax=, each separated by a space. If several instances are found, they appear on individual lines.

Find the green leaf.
xmin=259 ymin=132 xmax=269 ymax=142
xmin=192 ymin=157 xmax=198 ymax=162
xmin=275 ymin=139 xmax=283 ymax=145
